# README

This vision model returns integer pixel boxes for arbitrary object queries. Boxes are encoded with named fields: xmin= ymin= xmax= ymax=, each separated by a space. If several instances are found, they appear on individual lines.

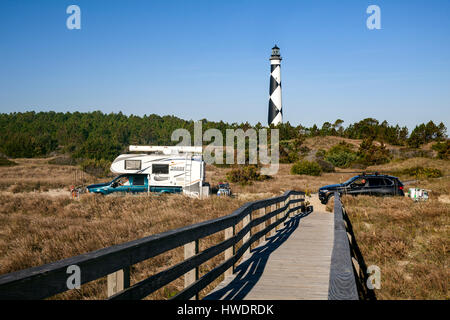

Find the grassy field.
xmin=0 ymin=153 xmax=448 ymax=299
xmin=340 ymin=158 xmax=450 ymax=300
xmin=0 ymin=158 xmax=278 ymax=299
xmin=343 ymin=192 xmax=449 ymax=299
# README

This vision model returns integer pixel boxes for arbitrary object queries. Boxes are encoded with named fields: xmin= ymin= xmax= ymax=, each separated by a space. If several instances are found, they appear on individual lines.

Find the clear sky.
xmin=0 ymin=0 xmax=449 ymax=131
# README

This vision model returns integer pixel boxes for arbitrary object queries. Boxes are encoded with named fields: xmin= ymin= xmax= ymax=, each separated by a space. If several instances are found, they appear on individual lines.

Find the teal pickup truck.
xmin=86 ymin=174 xmax=182 ymax=195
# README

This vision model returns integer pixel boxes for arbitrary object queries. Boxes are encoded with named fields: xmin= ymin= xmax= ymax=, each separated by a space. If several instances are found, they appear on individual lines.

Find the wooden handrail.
xmin=328 ymin=192 xmax=359 ymax=300
xmin=0 ymin=190 xmax=305 ymax=300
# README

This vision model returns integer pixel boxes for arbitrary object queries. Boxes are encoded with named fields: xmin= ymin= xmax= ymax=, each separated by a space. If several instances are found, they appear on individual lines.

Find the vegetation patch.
xmin=315 ymin=159 xmax=335 ymax=173
xmin=393 ymin=166 xmax=443 ymax=179
xmin=80 ymin=159 xmax=112 ymax=178
xmin=343 ymin=195 xmax=449 ymax=299
xmin=431 ymin=141 xmax=450 ymax=160
xmin=279 ymin=140 xmax=301 ymax=164
xmin=324 ymin=142 xmax=358 ymax=168
xmin=226 ymin=165 xmax=271 ymax=185
xmin=356 ymin=138 xmax=392 ymax=166
xmin=48 ymin=156 xmax=77 ymax=166
xmin=0 ymin=156 xmax=16 ymax=167
xmin=291 ymin=160 xmax=322 ymax=176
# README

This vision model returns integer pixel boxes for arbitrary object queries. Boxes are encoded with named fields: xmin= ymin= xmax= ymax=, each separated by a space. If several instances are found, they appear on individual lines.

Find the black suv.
xmin=318 ymin=173 xmax=405 ymax=204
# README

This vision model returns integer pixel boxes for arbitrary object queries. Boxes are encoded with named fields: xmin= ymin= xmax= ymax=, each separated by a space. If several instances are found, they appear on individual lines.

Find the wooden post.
xmin=268 ymin=204 xmax=276 ymax=238
xmin=107 ymin=267 xmax=130 ymax=298
xmin=243 ymin=212 xmax=251 ymax=257
xmin=224 ymin=226 xmax=234 ymax=277
xmin=288 ymin=195 xmax=293 ymax=217
xmin=256 ymin=207 xmax=265 ymax=247
xmin=283 ymin=198 xmax=288 ymax=221
xmin=264 ymin=206 xmax=271 ymax=241
xmin=295 ymin=195 xmax=300 ymax=214
xmin=184 ymin=240 xmax=199 ymax=300
xmin=275 ymin=202 xmax=281 ymax=231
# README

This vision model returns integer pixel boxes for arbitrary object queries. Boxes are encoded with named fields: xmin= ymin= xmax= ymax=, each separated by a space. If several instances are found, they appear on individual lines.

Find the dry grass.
xmin=302 ymin=136 xmax=404 ymax=153
xmin=368 ymin=157 xmax=450 ymax=176
xmin=0 ymin=159 xmax=274 ymax=299
xmin=0 ymin=192 xmax=258 ymax=299
xmin=0 ymin=156 xmax=448 ymax=299
xmin=0 ymin=158 xmax=97 ymax=192
xmin=342 ymin=180 xmax=449 ymax=299
xmin=342 ymin=157 xmax=450 ymax=299
xmin=213 ymin=163 xmax=356 ymax=196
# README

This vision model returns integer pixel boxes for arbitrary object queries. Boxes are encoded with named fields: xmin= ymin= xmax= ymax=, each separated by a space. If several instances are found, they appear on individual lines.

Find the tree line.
xmin=0 ymin=112 xmax=447 ymax=162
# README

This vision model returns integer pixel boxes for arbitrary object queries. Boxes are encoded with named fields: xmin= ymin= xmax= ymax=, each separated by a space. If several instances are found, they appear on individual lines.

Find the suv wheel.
xmin=326 ymin=194 xmax=334 ymax=204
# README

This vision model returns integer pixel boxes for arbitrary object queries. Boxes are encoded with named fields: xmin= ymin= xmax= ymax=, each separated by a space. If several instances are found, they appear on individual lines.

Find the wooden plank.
xmin=174 ymin=207 xmax=293 ymax=300
xmin=224 ymin=227 xmax=234 ymax=277
xmin=107 ymin=267 xmax=130 ymax=297
xmin=275 ymin=202 xmax=281 ymax=231
xmin=289 ymin=195 xmax=295 ymax=217
xmin=184 ymin=240 xmax=199 ymax=300
xmin=110 ymin=233 xmax=236 ymax=300
xmin=243 ymin=212 xmax=251 ymax=257
xmin=264 ymin=206 xmax=270 ymax=241
xmin=257 ymin=208 xmax=265 ymax=246
xmin=204 ymin=209 xmax=334 ymax=300
xmin=269 ymin=204 xmax=276 ymax=237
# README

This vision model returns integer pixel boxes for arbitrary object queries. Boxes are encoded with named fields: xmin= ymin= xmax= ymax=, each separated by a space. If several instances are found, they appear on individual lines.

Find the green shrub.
xmin=395 ymin=166 xmax=443 ymax=179
xmin=279 ymin=150 xmax=300 ymax=164
xmin=316 ymin=159 xmax=335 ymax=173
xmin=226 ymin=165 xmax=271 ymax=185
xmin=357 ymin=138 xmax=391 ymax=166
xmin=432 ymin=141 xmax=450 ymax=160
xmin=279 ymin=139 xmax=301 ymax=164
xmin=325 ymin=142 xmax=358 ymax=168
xmin=315 ymin=149 xmax=326 ymax=160
xmin=290 ymin=160 xmax=322 ymax=176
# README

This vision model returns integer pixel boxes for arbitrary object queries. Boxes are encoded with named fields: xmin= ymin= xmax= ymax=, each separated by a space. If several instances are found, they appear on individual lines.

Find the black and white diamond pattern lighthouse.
xmin=268 ymin=45 xmax=283 ymax=126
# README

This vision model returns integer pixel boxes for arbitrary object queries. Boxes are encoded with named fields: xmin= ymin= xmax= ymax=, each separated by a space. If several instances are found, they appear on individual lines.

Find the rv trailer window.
xmin=152 ymin=164 xmax=169 ymax=174
xmin=125 ymin=160 xmax=141 ymax=170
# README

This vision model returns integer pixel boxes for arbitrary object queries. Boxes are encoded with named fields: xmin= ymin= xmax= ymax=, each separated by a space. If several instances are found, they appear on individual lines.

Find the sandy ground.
xmin=307 ymin=193 xmax=329 ymax=213
xmin=438 ymin=195 xmax=450 ymax=204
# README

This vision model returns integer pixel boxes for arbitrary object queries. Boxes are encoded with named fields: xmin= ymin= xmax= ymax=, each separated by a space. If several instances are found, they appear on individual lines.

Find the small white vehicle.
xmin=217 ymin=182 xmax=231 ymax=197
xmin=408 ymin=188 xmax=429 ymax=202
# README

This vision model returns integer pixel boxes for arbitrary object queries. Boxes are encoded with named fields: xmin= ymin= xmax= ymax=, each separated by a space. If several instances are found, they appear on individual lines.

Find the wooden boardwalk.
xmin=204 ymin=205 xmax=334 ymax=300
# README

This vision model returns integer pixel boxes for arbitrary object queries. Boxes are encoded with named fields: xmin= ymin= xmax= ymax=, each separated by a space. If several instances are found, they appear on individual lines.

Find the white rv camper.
xmin=110 ymin=145 xmax=209 ymax=198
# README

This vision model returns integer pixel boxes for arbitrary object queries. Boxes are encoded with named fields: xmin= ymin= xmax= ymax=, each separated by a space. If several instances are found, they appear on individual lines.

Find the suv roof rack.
xmin=361 ymin=171 xmax=382 ymax=176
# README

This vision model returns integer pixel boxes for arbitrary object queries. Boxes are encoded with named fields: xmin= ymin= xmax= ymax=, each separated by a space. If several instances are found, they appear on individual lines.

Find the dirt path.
xmin=0 ymin=188 xmax=71 ymax=198
xmin=307 ymin=193 xmax=329 ymax=213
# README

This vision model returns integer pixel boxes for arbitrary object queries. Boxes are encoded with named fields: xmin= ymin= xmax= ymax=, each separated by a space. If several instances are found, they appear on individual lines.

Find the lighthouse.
xmin=268 ymin=45 xmax=283 ymax=126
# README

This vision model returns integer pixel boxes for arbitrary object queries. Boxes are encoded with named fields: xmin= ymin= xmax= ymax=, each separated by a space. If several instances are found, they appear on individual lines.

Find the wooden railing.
xmin=0 ymin=190 xmax=305 ymax=300
xmin=328 ymin=192 xmax=359 ymax=300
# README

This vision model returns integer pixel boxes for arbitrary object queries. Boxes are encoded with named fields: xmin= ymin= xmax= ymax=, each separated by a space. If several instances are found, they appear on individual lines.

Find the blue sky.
xmin=0 ymin=0 xmax=449 ymax=131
